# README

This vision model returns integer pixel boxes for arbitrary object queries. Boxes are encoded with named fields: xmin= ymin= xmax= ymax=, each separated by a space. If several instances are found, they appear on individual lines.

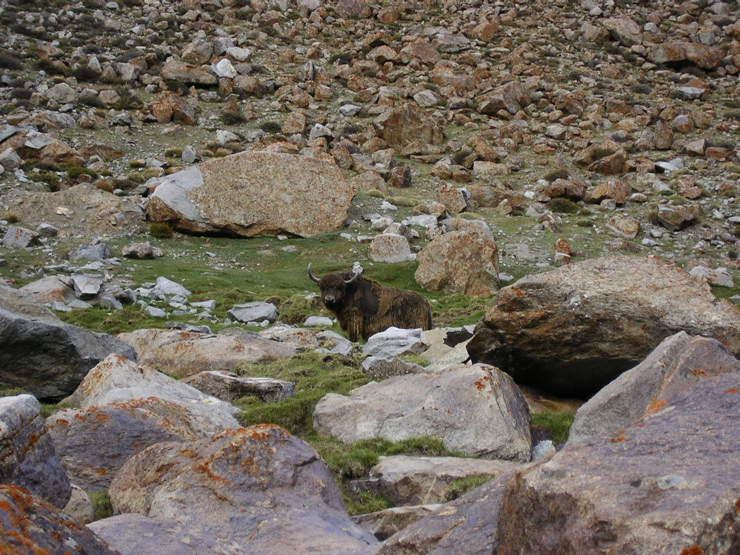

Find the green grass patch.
xmin=89 ymin=491 xmax=114 ymax=521
xmin=311 ymin=435 xmax=458 ymax=515
xmin=235 ymin=351 xmax=369 ymax=436
xmin=442 ymin=475 xmax=492 ymax=502
xmin=531 ymin=412 xmax=575 ymax=445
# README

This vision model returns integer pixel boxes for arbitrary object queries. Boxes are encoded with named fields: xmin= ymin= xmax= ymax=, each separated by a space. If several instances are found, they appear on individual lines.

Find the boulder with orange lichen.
xmin=0 ymin=485 xmax=119 ymax=555
xmin=496 ymin=373 xmax=740 ymax=553
xmin=0 ymin=395 xmax=71 ymax=509
xmin=63 ymin=354 xmax=241 ymax=438
xmin=46 ymin=403 xmax=197 ymax=492
xmin=94 ymin=425 xmax=378 ymax=554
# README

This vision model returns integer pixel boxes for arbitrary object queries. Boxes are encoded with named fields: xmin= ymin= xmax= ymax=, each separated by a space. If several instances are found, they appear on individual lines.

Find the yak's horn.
xmin=345 ymin=269 xmax=361 ymax=284
xmin=307 ymin=263 xmax=320 ymax=283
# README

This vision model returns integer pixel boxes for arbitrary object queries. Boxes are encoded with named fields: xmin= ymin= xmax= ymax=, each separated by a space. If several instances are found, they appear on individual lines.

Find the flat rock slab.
xmin=1 ymin=183 xmax=146 ymax=239
xmin=146 ymin=150 xmax=355 ymax=237
xmin=0 ymin=485 xmax=119 ymax=555
xmin=18 ymin=275 xmax=76 ymax=304
xmin=106 ymin=425 xmax=378 ymax=553
xmin=182 ymin=370 xmax=295 ymax=403
xmin=117 ymin=328 xmax=297 ymax=378
xmin=89 ymin=514 xmax=243 ymax=555
xmin=467 ymin=254 xmax=740 ymax=398
xmin=497 ymin=373 xmax=740 ymax=553
xmin=314 ymin=363 xmax=531 ymax=461
xmin=64 ymin=354 xmax=240 ymax=438
xmin=352 ymin=504 xmax=442 ymax=541
xmin=369 ymin=455 xmax=522 ymax=505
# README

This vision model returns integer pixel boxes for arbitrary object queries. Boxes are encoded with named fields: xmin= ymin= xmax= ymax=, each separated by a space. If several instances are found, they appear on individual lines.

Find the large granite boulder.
xmin=146 ymin=151 xmax=355 ymax=237
xmin=46 ymin=403 xmax=196 ymax=492
xmin=467 ymin=255 xmax=740 ymax=398
xmin=0 ymin=395 xmax=71 ymax=508
xmin=0 ymin=485 xmax=119 ymax=555
xmin=63 ymin=354 xmax=240 ymax=437
xmin=570 ymin=332 xmax=740 ymax=442
xmin=648 ymin=40 xmax=722 ymax=69
xmin=313 ymin=363 xmax=531 ymax=461
xmin=497 ymin=373 xmax=740 ymax=552
xmin=117 ymin=328 xmax=297 ymax=378
xmin=0 ymin=284 xmax=136 ymax=400
xmin=101 ymin=425 xmax=378 ymax=554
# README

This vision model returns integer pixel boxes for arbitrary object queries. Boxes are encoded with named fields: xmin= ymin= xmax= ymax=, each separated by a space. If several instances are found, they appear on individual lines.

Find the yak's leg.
xmin=342 ymin=307 xmax=363 ymax=342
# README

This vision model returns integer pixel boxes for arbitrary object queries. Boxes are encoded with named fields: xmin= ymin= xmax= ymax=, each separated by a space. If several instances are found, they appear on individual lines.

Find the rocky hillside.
xmin=2 ymin=0 xmax=740 ymax=553
xmin=0 ymin=0 xmax=739 ymax=291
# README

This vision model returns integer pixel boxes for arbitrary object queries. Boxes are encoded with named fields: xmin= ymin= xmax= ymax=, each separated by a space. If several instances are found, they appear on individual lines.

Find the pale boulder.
xmin=63 ymin=354 xmax=241 ymax=437
xmin=313 ymin=363 xmax=531 ymax=461
xmin=368 ymin=233 xmax=413 ymax=263
xmin=146 ymin=151 xmax=355 ymax=237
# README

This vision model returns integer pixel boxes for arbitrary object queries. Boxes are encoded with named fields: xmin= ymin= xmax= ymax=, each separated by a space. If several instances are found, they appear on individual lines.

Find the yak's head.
xmin=308 ymin=264 xmax=360 ymax=310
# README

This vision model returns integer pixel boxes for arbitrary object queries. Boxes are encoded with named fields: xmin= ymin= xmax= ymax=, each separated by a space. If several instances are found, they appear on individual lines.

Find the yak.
xmin=308 ymin=264 xmax=432 ymax=342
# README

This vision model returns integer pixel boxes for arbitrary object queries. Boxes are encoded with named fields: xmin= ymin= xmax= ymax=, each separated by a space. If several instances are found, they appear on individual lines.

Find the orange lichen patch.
xmin=690 ymin=369 xmax=706 ymax=376
xmin=53 ymin=419 xmax=69 ymax=427
xmin=194 ymin=460 xmax=228 ymax=484
xmin=680 ymin=546 xmax=704 ymax=555
xmin=644 ymin=399 xmax=668 ymax=415
xmin=95 ymin=469 xmax=107 ymax=476
xmin=611 ymin=435 xmax=628 ymax=444
xmin=724 ymin=388 xmax=739 ymax=394
xmin=94 ymin=412 xmax=110 ymax=423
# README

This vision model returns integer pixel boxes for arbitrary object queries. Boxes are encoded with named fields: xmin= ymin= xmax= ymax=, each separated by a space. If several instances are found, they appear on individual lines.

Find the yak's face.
xmin=317 ymin=274 xmax=348 ymax=310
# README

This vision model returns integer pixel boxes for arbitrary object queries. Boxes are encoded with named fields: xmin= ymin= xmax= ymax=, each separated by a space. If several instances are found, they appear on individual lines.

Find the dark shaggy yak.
xmin=308 ymin=264 xmax=433 ymax=341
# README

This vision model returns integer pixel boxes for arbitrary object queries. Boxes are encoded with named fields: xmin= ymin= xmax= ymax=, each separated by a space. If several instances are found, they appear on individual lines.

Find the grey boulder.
xmin=467 ymin=255 xmax=740 ymax=398
xmin=570 ymin=331 xmax=740 ymax=442
xmin=0 ymin=394 xmax=71 ymax=508
xmin=314 ymin=363 xmax=531 ymax=461
xmin=0 ymin=284 xmax=136 ymax=400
